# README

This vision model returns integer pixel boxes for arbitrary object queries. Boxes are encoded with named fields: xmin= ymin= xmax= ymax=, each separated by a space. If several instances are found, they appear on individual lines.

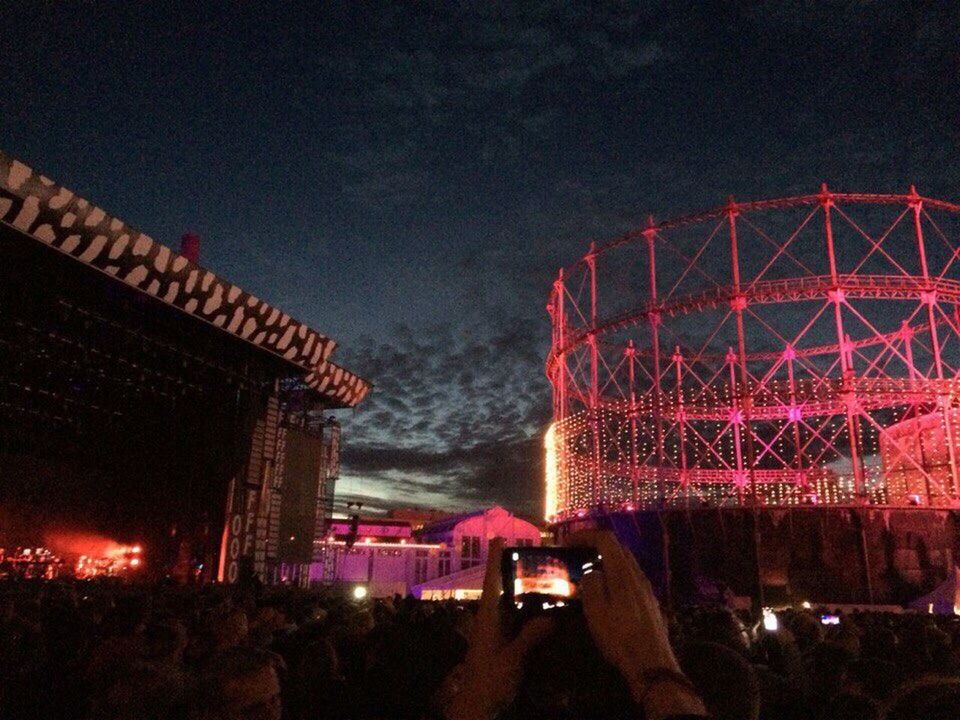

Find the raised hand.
xmin=444 ymin=538 xmax=553 ymax=720
xmin=570 ymin=530 xmax=707 ymax=719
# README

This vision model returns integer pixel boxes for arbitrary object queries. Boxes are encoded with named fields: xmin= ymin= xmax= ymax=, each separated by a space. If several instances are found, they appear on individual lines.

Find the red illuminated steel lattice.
xmin=546 ymin=187 xmax=960 ymax=519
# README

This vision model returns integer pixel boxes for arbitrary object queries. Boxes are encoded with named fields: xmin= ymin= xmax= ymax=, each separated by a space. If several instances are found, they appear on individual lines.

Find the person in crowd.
xmin=441 ymin=532 xmax=708 ymax=720
xmin=196 ymin=646 xmax=282 ymax=720
xmin=7 ymin=533 xmax=960 ymax=718
xmin=679 ymin=641 xmax=760 ymax=720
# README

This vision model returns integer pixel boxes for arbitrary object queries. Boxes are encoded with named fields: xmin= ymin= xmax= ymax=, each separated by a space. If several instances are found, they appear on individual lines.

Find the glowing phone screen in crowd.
xmin=503 ymin=547 xmax=601 ymax=613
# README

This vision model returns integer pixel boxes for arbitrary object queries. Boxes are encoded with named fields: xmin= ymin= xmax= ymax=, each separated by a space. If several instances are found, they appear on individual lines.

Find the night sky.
xmin=3 ymin=2 xmax=960 ymax=517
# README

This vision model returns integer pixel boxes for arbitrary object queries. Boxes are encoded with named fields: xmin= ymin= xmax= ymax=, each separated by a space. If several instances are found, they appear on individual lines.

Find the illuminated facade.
xmin=881 ymin=410 xmax=960 ymax=506
xmin=547 ymin=188 xmax=960 ymax=520
xmin=310 ymin=507 xmax=541 ymax=598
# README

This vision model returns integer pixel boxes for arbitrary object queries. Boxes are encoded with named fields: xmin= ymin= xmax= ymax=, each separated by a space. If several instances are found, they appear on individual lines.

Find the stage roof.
xmin=0 ymin=151 xmax=369 ymax=408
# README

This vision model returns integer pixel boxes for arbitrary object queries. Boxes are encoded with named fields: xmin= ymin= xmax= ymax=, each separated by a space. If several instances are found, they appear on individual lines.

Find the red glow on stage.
xmin=44 ymin=531 xmax=144 ymax=578
xmin=44 ymin=530 xmax=127 ymax=559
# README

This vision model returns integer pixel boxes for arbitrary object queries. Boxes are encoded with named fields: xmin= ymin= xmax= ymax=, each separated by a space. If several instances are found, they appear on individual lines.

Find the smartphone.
xmin=820 ymin=614 xmax=840 ymax=625
xmin=502 ymin=546 xmax=601 ymax=616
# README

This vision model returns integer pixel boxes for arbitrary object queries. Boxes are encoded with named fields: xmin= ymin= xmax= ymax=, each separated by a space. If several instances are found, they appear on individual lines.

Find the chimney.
xmin=180 ymin=232 xmax=201 ymax=264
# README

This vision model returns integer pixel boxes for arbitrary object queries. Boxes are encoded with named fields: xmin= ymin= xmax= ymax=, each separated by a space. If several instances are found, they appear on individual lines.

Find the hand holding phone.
xmin=565 ymin=530 xmax=706 ymax=719
xmin=444 ymin=539 xmax=553 ymax=720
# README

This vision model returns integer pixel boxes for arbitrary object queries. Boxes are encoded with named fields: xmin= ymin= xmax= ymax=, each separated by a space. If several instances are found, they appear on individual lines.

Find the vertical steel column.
xmin=554 ymin=269 xmax=569 ymax=513
xmin=549 ymin=275 xmax=560 ymax=418
xmin=587 ymin=243 xmax=602 ymax=508
xmin=821 ymin=185 xmax=866 ymax=498
xmin=645 ymin=220 xmax=667 ymax=506
xmin=902 ymin=321 xmax=917 ymax=381
xmin=728 ymin=199 xmax=767 ymax=601
xmin=856 ymin=509 xmax=876 ymax=604
xmin=911 ymin=187 xmax=959 ymax=501
xmin=673 ymin=346 xmax=689 ymax=504
xmin=627 ymin=340 xmax=639 ymax=504
xmin=555 ymin=271 xmax=568 ymax=424
xmin=727 ymin=200 xmax=759 ymax=507
xmin=785 ymin=345 xmax=805 ymax=485
xmin=901 ymin=322 xmax=918 ymax=428
xmin=728 ymin=348 xmax=745 ymax=506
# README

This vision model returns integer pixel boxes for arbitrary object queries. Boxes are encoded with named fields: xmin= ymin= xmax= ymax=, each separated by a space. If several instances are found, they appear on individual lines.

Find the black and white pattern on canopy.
xmin=0 ymin=151 xmax=369 ymax=408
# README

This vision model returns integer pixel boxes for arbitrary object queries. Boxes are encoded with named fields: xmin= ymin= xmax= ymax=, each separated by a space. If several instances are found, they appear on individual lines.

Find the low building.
xmin=418 ymin=506 xmax=542 ymax=573
xmin=385 ymin=507 xmax=455 ymax=530
xmin=308 ymin=516 xmax=448 ymax=597
xmin=882 ymin=410 xmax=960 ymax=506
xmin=309 ymin=506 xmax=541 ymax=597
xmin=326 ymin=517 xmax=414 ymax=542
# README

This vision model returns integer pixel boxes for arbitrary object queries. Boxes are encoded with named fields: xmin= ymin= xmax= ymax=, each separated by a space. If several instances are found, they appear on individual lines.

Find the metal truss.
xmin=547 ymin=187 xmax=960 ymax=519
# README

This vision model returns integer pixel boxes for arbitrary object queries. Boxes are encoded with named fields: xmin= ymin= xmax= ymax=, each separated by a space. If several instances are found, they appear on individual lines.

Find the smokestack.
xmin=180 ymin=232 xmax=201 ymax=264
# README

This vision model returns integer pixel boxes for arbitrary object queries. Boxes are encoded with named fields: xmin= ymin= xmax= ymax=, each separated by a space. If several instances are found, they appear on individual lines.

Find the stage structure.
xmin=0 ymin=151 xmax=369 ymax=583
xmin=547 ymin=187 xmax=960 ymax=521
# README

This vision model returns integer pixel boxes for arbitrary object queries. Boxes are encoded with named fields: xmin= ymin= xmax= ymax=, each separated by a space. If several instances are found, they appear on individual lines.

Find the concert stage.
xmin=0 ymin=152 xmax=369 ymax=581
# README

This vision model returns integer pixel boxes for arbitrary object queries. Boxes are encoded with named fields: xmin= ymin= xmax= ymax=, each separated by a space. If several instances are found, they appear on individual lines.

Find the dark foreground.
xmin=2 ymin=566 xmax=960 ymax=719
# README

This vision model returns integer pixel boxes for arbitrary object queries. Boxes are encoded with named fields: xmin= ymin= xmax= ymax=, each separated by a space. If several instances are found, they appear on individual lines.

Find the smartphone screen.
xmin=502 ymin=546 xmax=601 ymax=613
xmin=820 ymin=614 xmax=840 ymax=625
xmin=762 ymin=608 xmax=778 ymax=632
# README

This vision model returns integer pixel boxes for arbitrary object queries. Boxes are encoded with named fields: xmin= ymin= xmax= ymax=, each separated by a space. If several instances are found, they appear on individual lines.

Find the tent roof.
xmin=412 ymin=562 xmax=487 ymax=595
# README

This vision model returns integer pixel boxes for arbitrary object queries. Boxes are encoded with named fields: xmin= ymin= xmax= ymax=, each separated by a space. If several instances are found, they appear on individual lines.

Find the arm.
xmin=443 ymin=538 xmax=552 ymax=720
xmin=574 ymin=531 xmax=708 ymax=720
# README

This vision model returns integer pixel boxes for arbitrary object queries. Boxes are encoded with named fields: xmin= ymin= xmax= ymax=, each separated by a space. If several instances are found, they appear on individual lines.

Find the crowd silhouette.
xmin=2 ymin=532 xmax=960 ymax=719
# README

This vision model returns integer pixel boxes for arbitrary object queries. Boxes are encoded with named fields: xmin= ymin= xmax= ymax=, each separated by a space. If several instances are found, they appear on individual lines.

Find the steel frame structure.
xmin=547 ymin=187 xmax=960 ymax=520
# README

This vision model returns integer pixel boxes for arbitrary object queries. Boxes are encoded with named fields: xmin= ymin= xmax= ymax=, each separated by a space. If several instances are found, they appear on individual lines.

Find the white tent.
xmin=908 ymin=566 xmax=960 ymax=615
xmin=412 ymin=562 xmax=487 ymax=601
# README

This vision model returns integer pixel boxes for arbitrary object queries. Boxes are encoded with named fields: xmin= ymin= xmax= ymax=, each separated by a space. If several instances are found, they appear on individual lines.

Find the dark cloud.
xmin=338 ymin=435 xmax=545 ymax=517
xmin=336 ymin=314 xmax=551 ymax=516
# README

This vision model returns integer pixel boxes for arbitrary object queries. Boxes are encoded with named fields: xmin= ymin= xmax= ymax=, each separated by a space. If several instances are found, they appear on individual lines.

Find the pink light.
xmin=323 ymin=540 xmax=442 ymax=549
xmin=547 ymin=188 xmax=960 ymax=513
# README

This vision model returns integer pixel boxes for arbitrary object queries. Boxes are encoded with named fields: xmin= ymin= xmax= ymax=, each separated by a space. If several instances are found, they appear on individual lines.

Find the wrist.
xmin=642 ymin=681 xmax=708 ymax=720
xmin=445 ymin=696 xmax=496 ymax=720
xmin=441 ymin=666 xmax=490 ymax=720
xmin=616 ymin=645 xmax=681 ymax=688
xmin=445 ymin=707 xmax=494 ymax=720
xmin=625 ymin=667 xmax=707 ymax=720
xmin=444 ymin=679 xmax=500 ymax=720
